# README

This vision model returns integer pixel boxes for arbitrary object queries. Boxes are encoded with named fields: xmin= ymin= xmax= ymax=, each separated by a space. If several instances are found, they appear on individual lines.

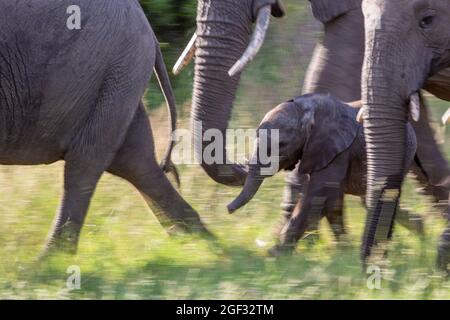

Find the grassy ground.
xmin=0 ymin=3 xmax=449 ymax=299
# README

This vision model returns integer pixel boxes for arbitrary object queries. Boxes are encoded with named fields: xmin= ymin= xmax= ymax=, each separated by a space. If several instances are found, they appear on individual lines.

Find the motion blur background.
xmin=0 ymin=1 xmax=449 ymax=299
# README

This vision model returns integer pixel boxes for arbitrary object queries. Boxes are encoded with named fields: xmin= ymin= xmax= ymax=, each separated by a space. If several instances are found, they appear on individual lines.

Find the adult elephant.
xmin=282 ymin=0 xmax=450 ymax=246
xmin=175 ymin=0 xmax=365 ymax=189
xmin=359 ymin=0 xmax=450 ymax=270
xmin=0 ymin=0 xmax=211 ymax=255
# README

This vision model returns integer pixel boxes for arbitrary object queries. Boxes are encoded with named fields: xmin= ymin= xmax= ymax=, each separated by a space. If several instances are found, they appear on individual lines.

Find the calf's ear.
xmin=299 ymin=102 xmax=359 ymax=174
xmin=309 ymin=0 xmax=361 ymax=24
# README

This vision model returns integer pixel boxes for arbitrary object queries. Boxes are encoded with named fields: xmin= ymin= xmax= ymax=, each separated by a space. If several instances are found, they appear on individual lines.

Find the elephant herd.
xmin=0 ymin=0 xmax=449 ymax=273
xmin=178 ymin=0 xmax=450 ymax=271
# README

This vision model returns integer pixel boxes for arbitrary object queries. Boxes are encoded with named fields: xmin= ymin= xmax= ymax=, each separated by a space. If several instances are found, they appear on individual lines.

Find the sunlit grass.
xmin=0 ymin=97 xmax=448 ymax=298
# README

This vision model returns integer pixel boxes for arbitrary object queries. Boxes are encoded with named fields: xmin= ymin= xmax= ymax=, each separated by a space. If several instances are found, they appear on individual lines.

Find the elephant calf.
xmin=228 ymin=94 xmax=423 ymax=255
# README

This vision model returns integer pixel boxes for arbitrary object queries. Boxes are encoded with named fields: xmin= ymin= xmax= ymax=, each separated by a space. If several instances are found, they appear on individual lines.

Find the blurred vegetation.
xmin=140 ymin=0 xmax=196 ymax=39
xmin=139 ymin=0 xmax=198 ymax=108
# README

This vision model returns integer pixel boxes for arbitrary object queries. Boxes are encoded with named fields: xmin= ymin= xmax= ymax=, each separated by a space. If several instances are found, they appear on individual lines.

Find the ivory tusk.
xmin=442 ymin=107 xmax=450 ymax=125
xmin=356 ymin=107 xmax=365 ymax=124
xmin=409 ymin=92 xmax=420 ymax=122
xmin=172 ymin=33 xmax=197 ymax=75
xmin=228 ymin=5 xmax=271 ymax=77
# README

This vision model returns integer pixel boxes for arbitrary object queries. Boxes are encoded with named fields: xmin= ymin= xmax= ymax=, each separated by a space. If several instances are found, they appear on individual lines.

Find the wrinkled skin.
xmin=191 ymin=0 xmax=284 ymax=186
xmin=227 ymin=95 xmax=422 ymax=254
xmin=0 ymin=0 xmax=211 ymax=255
xmin=360 ymin=0 xmax=450 ymax=271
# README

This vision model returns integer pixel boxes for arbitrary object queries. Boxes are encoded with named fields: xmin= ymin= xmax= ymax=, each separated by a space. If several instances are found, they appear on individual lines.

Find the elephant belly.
xmin=0 ymin=100 xmax=78 ymax=165
xmin=341 ymin=131 xmax=367 ymax=197
xmin=0 ymin=134 xmax=64 ymax=165
xmin=344 ymin=174 xmax=366 ymax=197
xmin=0 ymin=151 xmax=62 ymax=166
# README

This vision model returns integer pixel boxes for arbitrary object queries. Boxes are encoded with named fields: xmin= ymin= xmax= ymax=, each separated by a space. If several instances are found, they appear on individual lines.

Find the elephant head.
xmin=174 ymin=0 xmax=285 ymax=186
xmin=227 ymin=95 xmax=359 ymax=213
xmin=360 ymin=0 xmax=450 ymax=261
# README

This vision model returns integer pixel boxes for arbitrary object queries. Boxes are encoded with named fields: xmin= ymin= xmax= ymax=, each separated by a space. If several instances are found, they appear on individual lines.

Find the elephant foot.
xmin=188 ymin=225 xmax=217 ymax=241
xmin=167 ymin=223 xmax=190 ymax=236
xmin=268 ymin=243 xmax=295 ymax=257
xmin=168 ymin=219 xmax=216 ymax=241
xmin=40 ymin=222 xmax=81 ymax=259
xmin=437 ymin=225 xmax=450 ymax=274
xmin=272 ymin=214 xmax=292 ymax=238
xmin=303 ymin=230 xmax=320 ymax=245
xmin=334 ymin=234 xmax=353 ymax=248
xmin=417 ymin=184 xmax=449 ymax=206
xmin=40 ymin=238 xmax=78 ymax=261
xmin=409 ymin=215 xmax=425 ymax=236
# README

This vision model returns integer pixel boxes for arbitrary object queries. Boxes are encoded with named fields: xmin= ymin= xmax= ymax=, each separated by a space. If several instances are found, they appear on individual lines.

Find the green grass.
xmin=1 ymin=2 xmax=449 ymax=300
xmin=0 ymin=95 xmax=449 ymax=299
xmin=0 ymin=156 xmax=449 ymax=299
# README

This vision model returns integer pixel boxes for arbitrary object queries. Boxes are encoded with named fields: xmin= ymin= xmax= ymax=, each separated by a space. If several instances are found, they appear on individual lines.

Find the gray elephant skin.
xmin=359 ymin=0 xmax=450 ymax=271
xmin=0 ymin=0 xmax=211 ymax=255
xmin=227 ymin=94 xmax=422 ymax=255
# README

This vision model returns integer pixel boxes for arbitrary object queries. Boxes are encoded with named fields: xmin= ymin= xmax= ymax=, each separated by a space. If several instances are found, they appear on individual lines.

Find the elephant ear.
xmin=424 ymin=68 xmax=450 ymax=101
xmin=254 ymin=0 xmax=285 ymax=19
xmin=309 ymin=0 xmax=361 ymax=24
xmin=299 ymin=101 xmax=359 ymax=174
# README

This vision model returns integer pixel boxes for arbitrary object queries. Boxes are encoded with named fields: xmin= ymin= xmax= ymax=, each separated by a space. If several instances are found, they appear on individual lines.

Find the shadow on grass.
xmin=8 ymin=229 xmax=448 ymax=299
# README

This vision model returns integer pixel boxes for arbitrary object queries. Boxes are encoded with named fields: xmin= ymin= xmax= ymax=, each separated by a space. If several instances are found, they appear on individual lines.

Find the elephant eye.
xmin=420 ymin=15 xmax=434 ymax=29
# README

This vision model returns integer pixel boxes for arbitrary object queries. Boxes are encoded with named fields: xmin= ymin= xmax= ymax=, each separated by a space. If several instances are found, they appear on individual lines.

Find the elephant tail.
xmin=153 ymin=36 xmax=180 ymax=187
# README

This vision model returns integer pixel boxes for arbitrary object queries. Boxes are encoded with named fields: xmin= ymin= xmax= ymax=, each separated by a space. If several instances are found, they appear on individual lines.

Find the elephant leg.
xmin=277 ymin=169 xmax=342 ymax=242
xmin=274 ymin=166 xmax=308 ymax=236
xmin=270 ymin=155 xmax=349 ymax=256
xmin=107 ymin=105 xmax=212 ymax=236
xmin=395 ymin=208 xmax=425 ymax=236
xmin=411 ymin=94 xmax=450 ymax=204
xmin=269 ymin=199 xmax=317 ymax=256
xmin=325 ymin=193 xmax=346 ymax=241
xmin=360 ymin=197 xmax=424 ymax=236
xmin=44 ymin=160 xmax=105 ymax=255
xmin=43 ymin=73 xmax=144 ymax=256
xmin=437 ymin=216 xmax=450 ymax=274
xmin=438 ymin=236 xmax=450 ymax=274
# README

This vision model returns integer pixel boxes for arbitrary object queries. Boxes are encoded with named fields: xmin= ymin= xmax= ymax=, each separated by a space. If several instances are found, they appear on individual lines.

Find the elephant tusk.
xmin=172 ymin=33 xmax=197 ymax=75
xmin=356 ymin=107 xmax=365 ymax=124
xmin=442 ymin=107 xmax=450 ymax=125
xmin=228 ymin=5 xmax=271 ymax=77
xmin=409 ymin=92 xmax=420 ymax=122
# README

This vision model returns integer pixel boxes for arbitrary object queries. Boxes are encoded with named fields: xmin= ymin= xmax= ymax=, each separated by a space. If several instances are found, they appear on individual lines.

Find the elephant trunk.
xmin=361 ymin=28 xmax=408 ymax=262
xmin=192 ymin=1 xmax=271 ymax=186
xmin=227 ymin=163 xmax=265 ymax=213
